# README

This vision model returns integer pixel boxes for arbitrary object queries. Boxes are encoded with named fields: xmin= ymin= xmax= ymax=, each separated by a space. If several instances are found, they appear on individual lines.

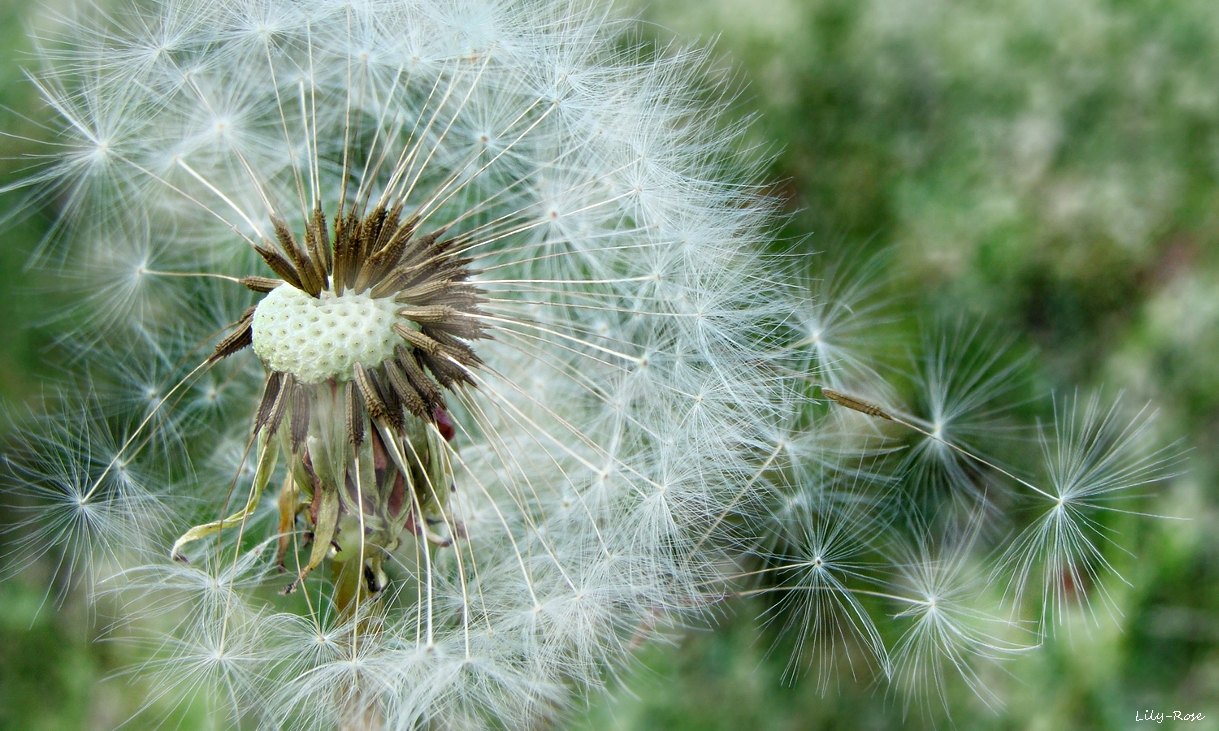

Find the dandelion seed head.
xmin=995 ymin=391 xmax=1180 ymax=628
xmin=19 ymin=0 xmax=794 ymax=724
xmin=1 ymin=398 xmax=168 ymax=594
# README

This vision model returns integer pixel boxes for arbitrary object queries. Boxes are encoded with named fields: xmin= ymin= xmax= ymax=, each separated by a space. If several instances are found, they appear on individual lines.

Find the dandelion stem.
xmin=137 ymin=268 xmax=243 ymax=283
xmin=735 ymin=585 xmax=931 ymax=606
xmin=689 ymin=442 xmax=785 ymax=560
xmin=81 ymin=359 xmax=212 ymax=503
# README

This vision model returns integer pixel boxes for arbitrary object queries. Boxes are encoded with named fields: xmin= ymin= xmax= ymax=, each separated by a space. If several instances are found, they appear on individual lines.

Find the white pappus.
xmin=5 ymin=0 xmax=794 ymax=728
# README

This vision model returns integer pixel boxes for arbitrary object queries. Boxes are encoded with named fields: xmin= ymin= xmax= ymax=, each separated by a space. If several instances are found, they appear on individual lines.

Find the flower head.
xmin=4 ymin=0 xmax=1184 ymax=726
xmin=10 ymin=0 xmax=790 ymax=726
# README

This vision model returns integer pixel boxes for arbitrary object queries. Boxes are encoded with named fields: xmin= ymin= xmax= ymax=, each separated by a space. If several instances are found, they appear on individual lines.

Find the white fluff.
xmin=18 ymin=0 xmax=792 ymax=728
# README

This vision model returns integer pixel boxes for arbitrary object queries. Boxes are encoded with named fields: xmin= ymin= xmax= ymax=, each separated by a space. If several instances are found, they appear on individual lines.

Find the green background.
xmin=2 ymin=0 xmax=1217 ymax=728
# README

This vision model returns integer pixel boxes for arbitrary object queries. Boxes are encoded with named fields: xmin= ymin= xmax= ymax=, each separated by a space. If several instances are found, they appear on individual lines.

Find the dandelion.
xmin=1 ymin=0 xmax=1185 ymax=726
xmin=899 ymin=321 xmax=1031 ymax=512
xmin=1 ymin=395 xmax=169 ymax=600
xmin=700 ymin=242 xmax=1180 ymax=718
xmin=995 ymin=391 xmax=1182 ymax=628
xmin=741 ymin=308 xmax=1178 ymax=716
xmin=789 ymin=249 xmax=893 ymax=396
xmin=751 ymin=470 xmax=891 ymax=691
xmin=886 ymin=518 xmax=1026 ymax=718
xmin=6 ymin=0 xmax=790 ymax=727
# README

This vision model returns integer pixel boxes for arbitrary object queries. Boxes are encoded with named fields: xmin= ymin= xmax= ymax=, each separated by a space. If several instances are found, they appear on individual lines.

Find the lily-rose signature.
xmin=1135 ymin=710 xmax=1206 ymax=723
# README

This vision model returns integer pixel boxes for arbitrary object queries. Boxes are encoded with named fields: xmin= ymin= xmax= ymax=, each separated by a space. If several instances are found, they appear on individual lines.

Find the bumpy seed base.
xmin=252 ymin=286 xmax=401 ymax=383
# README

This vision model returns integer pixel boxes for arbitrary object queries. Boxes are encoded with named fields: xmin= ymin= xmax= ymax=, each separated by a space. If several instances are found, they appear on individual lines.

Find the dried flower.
xmin=6 ymin=0 xmax=788 ymax=727
xmin=1 ymin=0 xmax=1184 ymax=726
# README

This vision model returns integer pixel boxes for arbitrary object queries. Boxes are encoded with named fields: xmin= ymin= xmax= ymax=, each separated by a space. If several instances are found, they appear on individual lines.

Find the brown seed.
xmin=264 ymin=373 xmax=293 ymax=436
xmin=290 ymin=380 xmax=310 ymax=452
xmin=419 ymin=349 xmax=471 ymax=388
xmin=272 ymin=216 xmax=322 ymax=296
xmin=370 ymin=366 xmax=406 ymax=431
xmin=393 ymin=277 xmax=452 ymax=304
xmin=332 ymin=210 xmax=360 ymax=290
xmin=371 ymin=202 xmax=405 ymax=254
xmin=254 ymin=243 xmax=305 ymax=292
xmin=822 ymin=388 xmax=892 ymax=420
xmin=309 ymin=201 xmax=332 ymax=275
xmin=426 ymin=328 xmax=482 ymax=367
xmin=344 ymin=379 xmax=364 ymax=446
xmin=354 ymin=204 xmax=388 ymax=279
xmin=396 ymin=345 xmax=443 ymax=408
xmin=255 ymin=371 xmax=284 ymax=432
xmin=397 ymin=304 xmax=458 ymax=324
xmin=209 ymin=307 xmax=256 ymax=362
xmin=353 ymin=362 xmax=392 ymax=425
xmin=362 ymin=212 xmax=419 ymax=287
xmin=239 ymin=276 xmax=283 ymax=293
xmin=385 ymin=358 xmax=428 ymax=418
xmin=393 ymin=322 xmax=442 ymax=356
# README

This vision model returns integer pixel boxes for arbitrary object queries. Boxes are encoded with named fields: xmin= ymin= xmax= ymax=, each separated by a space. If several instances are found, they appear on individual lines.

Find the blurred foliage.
xmin=0 ymin=1 xmax=138 ymax=729
xmin=2 ymin=0 xmax=1219 ymax=728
